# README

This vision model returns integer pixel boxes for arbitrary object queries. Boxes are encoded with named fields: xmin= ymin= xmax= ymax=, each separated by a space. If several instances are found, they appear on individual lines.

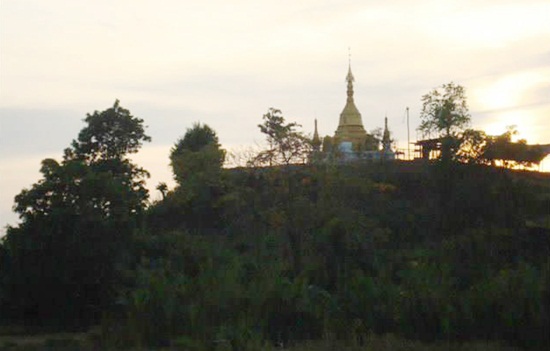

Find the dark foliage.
xmin=1 ymin=114 xmax=549 ymax=350
xmin=137 ymin=161 xmax=550 ymax=349
xmin=0 ymin=101 xmax=150 ymax=327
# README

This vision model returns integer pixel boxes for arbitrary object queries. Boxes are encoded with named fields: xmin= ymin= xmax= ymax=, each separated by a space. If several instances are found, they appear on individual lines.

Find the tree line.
xmin=0 ymin=85 xmax=549 ymax=350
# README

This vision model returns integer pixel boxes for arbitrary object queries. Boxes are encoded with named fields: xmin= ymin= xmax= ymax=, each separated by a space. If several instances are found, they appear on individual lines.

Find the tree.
xmin=71 ymin=99 xmax=151 ymax=161
xmin=156 ymin=182 xmax=168 ymax=200
xmin=418 ymin=82 xmax=470 ymax=139
xmin=481 ymin=126 xmax=548 ymax=168
xmin=456 ymin=129 xmax=488 ymax=164
xmin=418 ymin=82 xmax=471 ymax=161
xmin=363 ymin=129 xmax=382 ymax=152
xmin=0 ymin=101 xmax=151 ymax=326
xmin=246 ymin=108 xmax=313 ymax=274
xmin=171 ymin=122 xmax=220 ymax=153
xmin=168 ymin=123 xmax=226 ymax=231
xmin=170 ymin=122 xmax=225 ymax=186
xmin=251 ymin=108 xmax=311 ymax=167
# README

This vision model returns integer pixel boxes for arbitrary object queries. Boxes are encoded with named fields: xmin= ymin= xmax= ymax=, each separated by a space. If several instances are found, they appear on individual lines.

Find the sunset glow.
xmin=1 ymin=0 xmax=549 ymax=229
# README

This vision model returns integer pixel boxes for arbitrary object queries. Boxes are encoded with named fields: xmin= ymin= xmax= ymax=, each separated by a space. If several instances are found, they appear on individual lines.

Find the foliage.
xmin=2 ymin=110 xmax=550 ymax=350
xmin=156 ymin=181 xmax=168 ymax=199
xmin=456 ymin=128 xmax=488 ymax=163
xmin=482 ymin=127 xmax=549 ymax=167
xmin=172 ymin=122 xmax=219 ymax=152
xmin=251 ymin=108 xmax=311 ymax=166
xmin=170 ymin=122 xmax=225 ymax=186
xmin=71 ymin=100 xmax=151 ymax=161
xmin=322 ymin=136 xmax=334 ymax=153
xmin=141 ymin=161 xmax=548 ymax=349
xmin=163 ymin=123 xmax=226 ymax=231
xmin=418 ymin=82 xmax=471 ymax=161
xmin=457 ymin=126 xmax=549 ymax=168
xmin=0 ymin=101 xmax=150 ymax=326
xmin=284 ymin=334 xmax=521 ymax=351
xmin=359 ymin=133 xmax=380 ymax=152
xmin=418 ymin=82 xmax=471 ymax=139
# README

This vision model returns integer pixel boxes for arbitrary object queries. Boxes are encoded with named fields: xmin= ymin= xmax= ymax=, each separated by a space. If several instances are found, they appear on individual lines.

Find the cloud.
xmin=417 ymin=1 xmax=550 ymax=49
xmin=0 ymin=108 xmax=82 ymax=156
xmin=1 ymin=0 xmax=550 ymax=231
xmin=471 ymin=69 xmax=550 ymax=111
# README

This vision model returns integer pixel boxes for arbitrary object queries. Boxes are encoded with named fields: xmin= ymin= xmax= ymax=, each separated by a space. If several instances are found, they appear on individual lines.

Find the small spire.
xmin=346 ymin=47 xmax=354 ymax=83
xmin=382 ymin=116 xmax=391 ymax=151
xmin=346 ymin=65 xmax=355 ymax=83
xmin=314 ymin=119 xmax=319 ymax=137
xmin=312 ymin=118 xmax=321 ymax=151
xmin=346 ymin=49 xmax=355 ymax=102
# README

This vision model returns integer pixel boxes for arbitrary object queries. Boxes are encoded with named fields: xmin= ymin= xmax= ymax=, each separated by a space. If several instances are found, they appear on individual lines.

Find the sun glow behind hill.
xmin=539 ymin=157 xmax=550 ymax=173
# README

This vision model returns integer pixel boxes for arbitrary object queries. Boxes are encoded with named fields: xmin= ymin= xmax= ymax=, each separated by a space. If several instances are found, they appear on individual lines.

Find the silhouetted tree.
xmin=71 ymin=99 xmax=151 ymax=161
xmin=170 ymin=122 xmax=225 ymax=186
xmin=251 ymin=108 xmax=311 ymax=167
xmin=156 ymin=182 xmax=168 ymax=199
xmin=418 ymin=82 xmax=471 ymax=161
xmin=168 ymin=123 xmax=226 ymax=231
xmin=0 ymin=101 xmax=150 ymax=326
xmin=456 ymin=129 xmax=488 ymax=164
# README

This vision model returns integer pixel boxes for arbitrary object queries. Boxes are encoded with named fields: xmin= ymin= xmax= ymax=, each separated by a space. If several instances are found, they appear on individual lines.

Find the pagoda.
xmin=334 ymin=63 xmax=367 ymax=147
xmin=310 ymin=57 xmax=396 ymax=162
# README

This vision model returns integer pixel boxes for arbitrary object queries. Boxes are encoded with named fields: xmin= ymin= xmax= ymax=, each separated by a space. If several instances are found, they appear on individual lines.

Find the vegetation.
xmin=458 ymin=126 xmax=550 ymax=168
xmin=1 ymin=99 xmax=549 ymax=350
xmin=418 ymin=82 xmax=471 ymax=161
xmin=0 ymin=101 xmax=150 ymax=328
xmin=251 ymin=108 xmax=311 ymax=166
xmin=418 ymin=82 xmax=470 ymax=139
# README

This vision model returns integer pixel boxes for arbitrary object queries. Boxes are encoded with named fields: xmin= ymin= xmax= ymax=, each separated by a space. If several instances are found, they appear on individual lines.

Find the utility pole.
xmin=406 ymin=107 xmax=410 ymax=160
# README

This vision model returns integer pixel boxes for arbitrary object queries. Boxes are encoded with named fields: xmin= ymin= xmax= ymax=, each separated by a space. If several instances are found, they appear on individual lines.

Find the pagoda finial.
xmin=335 ymin=51 xmax=366 ymax=144
xmin=346 ymin=48 xmax=354 ymax=81
xmin=346 ymin=48 xmax=355 ymax=102
xmin=312 ymin=118 xmax=321 ymax=151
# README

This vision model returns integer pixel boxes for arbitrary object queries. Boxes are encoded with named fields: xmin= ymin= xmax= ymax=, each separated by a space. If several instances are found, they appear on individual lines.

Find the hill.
xmin=2 ymin=160 xmax=549 ymax=350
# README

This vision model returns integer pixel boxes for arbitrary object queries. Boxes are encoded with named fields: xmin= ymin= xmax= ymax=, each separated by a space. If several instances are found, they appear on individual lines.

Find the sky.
xmin=1 ymin=0 xmax=549 ymax=232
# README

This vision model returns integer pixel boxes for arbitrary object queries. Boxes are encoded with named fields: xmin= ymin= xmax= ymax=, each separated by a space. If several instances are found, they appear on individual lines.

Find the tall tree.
xmin=0 ymin=101 xmax=151 ymax=326
xmin=168 ymin=123 xmax=226 ymax=231
xmin=170 ymin=122 xmax=225 ymax=186
xmin=251 ymin=108 xmax=311 ymax=167
xmin=247 ymin=108 xmax=313 ymax=274
xmin=418 ymin=82 xmax=471 ymax=161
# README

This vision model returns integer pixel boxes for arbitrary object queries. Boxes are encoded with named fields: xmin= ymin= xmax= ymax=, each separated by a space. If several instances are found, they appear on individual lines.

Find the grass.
xmin=284 ymin=334 xmax=520 ymax=351
xmin=0 ymin=329 xmax=522 ymax=350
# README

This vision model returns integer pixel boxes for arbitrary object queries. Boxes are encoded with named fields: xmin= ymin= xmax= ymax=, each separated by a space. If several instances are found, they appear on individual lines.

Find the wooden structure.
xmin=413 ymin=138 xmax=442 ymax=160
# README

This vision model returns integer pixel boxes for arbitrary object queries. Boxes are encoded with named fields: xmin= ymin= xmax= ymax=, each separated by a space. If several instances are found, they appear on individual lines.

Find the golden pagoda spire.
xmin=346 ymin=64 xmax=355 ymax=103
xmin=334 ymin=50 xmax=367 ymax=144
xmin=346 ymin=47 xmax=355 ymax=103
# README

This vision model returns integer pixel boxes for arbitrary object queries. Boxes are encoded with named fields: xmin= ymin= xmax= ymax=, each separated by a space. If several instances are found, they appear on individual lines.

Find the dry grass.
xmin=0 ymin=329 xmax=94 ymax=350
xmin=282 ymin=334 xmax=520 ymax=351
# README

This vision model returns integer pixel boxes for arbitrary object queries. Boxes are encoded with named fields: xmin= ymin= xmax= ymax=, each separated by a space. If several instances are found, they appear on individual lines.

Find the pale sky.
xmin=1 ymin=0 xmax=549 ymax=231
